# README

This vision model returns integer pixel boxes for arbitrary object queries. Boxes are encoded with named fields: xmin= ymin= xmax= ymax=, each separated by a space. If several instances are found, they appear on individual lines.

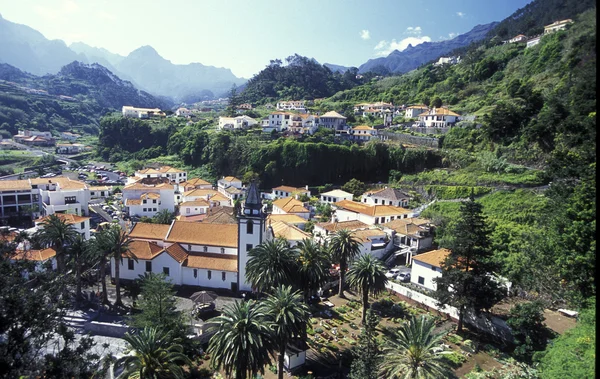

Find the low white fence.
xmin=386 ymin=281 xmax=460 ymax=319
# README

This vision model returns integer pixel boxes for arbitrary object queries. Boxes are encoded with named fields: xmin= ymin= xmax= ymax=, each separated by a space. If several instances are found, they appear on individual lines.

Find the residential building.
xmin=0 ymin=180 xmax=41 ymax=222
xmin=381 ymin=217 xmax=434 ymax=255
xmin=361 ymin=187 xmax=410 ymax=207
xmin=410 ymin=248 xmax=450 ymax=291
xmin=113 ymin=182 xmax=268 ymax=292
xmin=123 ymin=181 xmax=175 ymax=218
xmin=34 ymin=177 xmax=91 ymax=217
xmin=276 ymin=101 xmax=306 ymax=112
xmin=89 ymin=186 xmax=113 ymax=199
xmin=122 ymin=106 xmax=165 ymax=118
xmin=217 ymin=176 xmax=245 ymax=201
xmin=267 ymin=220 xmax=311 ymax=247
xmin=404 ymin=105 xmax=429 ymax=119
xmin=133 ymin=165 xmax=187 ymax=184
xmin=526 ymin=36 xmax=541 ymax=48
xmin=508 ymin=34 xmax=527 ymax=43
xmin=218 ymin=115 xmax=257 ymax=130
xmin=11 ymin=247 xmax=57 ymax=272
xmin=237 ymin=103 xmax=253 ymax=110
xmin=272 ymin=197 xmax=310 ymax=219
xmin=333 ymin=199 xmax=411 ymax=225
xmin=313 ymin=220 xmax=390 ymax=259
xmin=433 ymin=56 xmax=461 ymax=66
xmin=179 ymin=199 xmax=210 ymax=217
xmin=544 ymin=19 xmax=573 ymax=34
xmin=179 ymin=178 xmax=213 ymax=192
xmin=35 ymin=213 xmax=91 ymax=240
xmin=175 ymin=107 xmax=193 ymax=117
xmin=319 ymin=189 xmax=353 ymax=204
xmin=414 ymin=107 xmax=460 ymax=128
xmin=266 ymin=214 xmax=308 ymax=230
xmin=60 ymin=132 xmax=80 ymax=141
xmin=55 ymin=143 xmax=86 ymax=154
xmin=318 ymin=111 xmax=347 ymax=131
xmin=263 ymin=112 xmax=294 ymax=132
xmin=14 ymin=131 xmax=55 ymax=146
xmin=289 ymin=114 xmax=319 ymax=135
xmin=269 ymin=185 xmax=310 ymax=199
xmin=349 ymin=125 xmax=377 ymax=141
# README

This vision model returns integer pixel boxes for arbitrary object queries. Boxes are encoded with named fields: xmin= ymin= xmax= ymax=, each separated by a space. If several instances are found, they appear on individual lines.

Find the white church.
xmin=111 ymin=182 xmax=268 ymax=292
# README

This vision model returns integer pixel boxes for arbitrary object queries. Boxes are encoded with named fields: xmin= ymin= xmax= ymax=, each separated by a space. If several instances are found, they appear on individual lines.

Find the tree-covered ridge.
xmin=238 ymin=54 xmax=364 ymax=105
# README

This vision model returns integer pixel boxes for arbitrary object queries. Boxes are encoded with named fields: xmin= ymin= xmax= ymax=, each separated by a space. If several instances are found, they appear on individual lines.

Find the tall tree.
xmin=152 ymin=209 xmax=175 ymax=225
xmin=131 ymin=273 xmax=183 ymax=332
xmin=346 ymin=254 xmax=389 ymax=323
xmin=434 ymin=196 xmax=505 ymax=332
xmin=296 ymin=238 xmax=331 ymax=302
xmin=91 ymin=229 xmax=111 ymax=305
xmin=207 ymin=300 xmax=273 ymax=379
xmin=261 ymin=285 xmax=310 ymax=379
xmin=34 ymin=214 xmax=78 ymax=273
xmin=96 ymin=225 xmax=134 ymax=307
xmin=348 ymin=310 xmax=382 ymax=379
xmin=328 ymin=229 xmax=362 ymax=298
xmin=245 ymin=238 xmax=298 ymax=293
xmin=379 ymin=315 xmax=454 ymax=379
xmin=115 ymin=327 xmax=190 ymax=379
xmin=67 ymin=234 xmax=92 ymax=301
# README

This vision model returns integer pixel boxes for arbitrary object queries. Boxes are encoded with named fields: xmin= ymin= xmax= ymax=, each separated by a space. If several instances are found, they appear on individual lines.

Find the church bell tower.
xmin=237 ymin=181 xmax=266 ymax=292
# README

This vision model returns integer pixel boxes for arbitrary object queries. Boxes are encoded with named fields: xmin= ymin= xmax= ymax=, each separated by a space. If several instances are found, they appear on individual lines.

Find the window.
xmin=80 ymin=221 xmax=85 ymax=229
xmin=153 ymin=199 xmax=157 ymax=204
xmin=128 ymin=259 xmax=134 ymax=270
xmin=431 ymin=265 xmax=437 ymax=271
xmin=188 ymin=244 xmax=192 ymax=251
xmin=65 ymin=196 xmax=77 ymax=204
xmin=247 ymin=220 xmax=254 ymax=234
xmin=186 ymin=208 xmax=190 ymax=214
xmin=390 ymin=216 xmax=395 ymax=221
xmin=221 ymin=248 xmax=225 ymax=254
xmin=207 ymin=270 xmax=212 ymax=280
xmin=222 ymin=272 xmax=226 ymax=281
xmin=143 ymin=200 xmax=147 ymax=204
xmin=374 ymin=198 xmax=378 ymax=204
xmin=418 ymin=276 xmax=425 ymax=285
xmin=163 ymin=267 xmax=170 ymax=276
xmin=374 ymin=217 xmax=379 ymax=224
xmin=143 ymin=208 xmax=147 ymax=212
xmin=193 ymin=269 xmax=197 ymax=278
xmin=203 ymin=246 xmax=208 ymax=253
xmin=146 ymin=261 xmax=152 ymax=272
xmin=246 ymin=244 xmax=253 ymax=252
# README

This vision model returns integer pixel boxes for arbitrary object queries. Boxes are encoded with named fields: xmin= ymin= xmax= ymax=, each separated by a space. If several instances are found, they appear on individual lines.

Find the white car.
xmin=397 ymin=272 xmax=411 ymax=282
xmin=385 ymin=268 xmax=401 ymax=279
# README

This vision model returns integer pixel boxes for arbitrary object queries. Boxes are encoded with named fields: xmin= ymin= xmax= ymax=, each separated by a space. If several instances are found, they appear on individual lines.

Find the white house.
xmin=134 ymin=166 xmax=187 ymax=184
xmin=11 ymin=247 xmax=57 ymax=272
xmin=268 ymin=220 xmax=311 ymax=247
xmin=175 ymin=107 xmax=193 ymax=117
xmin=60 ymin=132 xmax=80 ymax=141
xmin=313 ymin=220 xmax=389 ymax=258
xmin=272 ymin=197 xmax=310 ymax=219
xmin=544 ymin=19 xmax=573 ymax=34
xmin=289 ymin=114 xmax=319 ymax=135
xmin=381 ymin=217 xmax=434 ymax=256
xmin=123 ymin=181 xmax=175 ymax=218
xmin=56 ymin=143 xmax=86 ymax=154
xmin=266 ymin=214 xmax=308 ymax=230
xmin=361 ymin=187 xmax=410 ymax=207
xmin=333 ymin=200 xmax=412 ymax=225
xmin=89 ymin=186 xmax=113 ymax=199
xmin=508 ymin=34 xmax=527 ymax=43
xmin=122 ymin=106 xmax=165 ymax=118
xmin=263 ymin=112 xmax=294 ymax=132
xmin=526 ymin=36 xmax=541 ymax=48
xmin=269 ymin=185 xmax=310 ymax=199
xmin=319 ymin=189 xmax=353 ymax=204
xmin=414 ymin=107 xmax=460 ymax=128
xmin=276 ymin=101 xmax=306 ymax=112
xmin=179 ymin=178 xmax=213 ymax=192
xmin=410 ymin=248 xmax=450 ymax=291
xmin=318 ymin=111 xmax=347 ymax=131
xmin=433 ymin=56 xmax=460 ymax=66
xmin=35 ymin=213 xmax=91 ymax=240
xmin=179 ymin=199 xmax=210 ymax=217
xmin=34 ymin=177 xmax=91 ymax=217
xmin=217 ymin=176 xmax=245 ymax=202
xmin=218 ymin=116 xmax=257 ymax=130
xmin=349 ymin=125 xmax=377 ymax=141
xmin=404 ymin=105 xmax=429 ymax=119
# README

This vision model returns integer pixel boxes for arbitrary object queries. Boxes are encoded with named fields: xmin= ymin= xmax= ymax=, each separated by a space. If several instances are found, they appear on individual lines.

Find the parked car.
xmin=397 ymin=273 xmax=411 ymax=282
xmin=385 ymin=268 xmax=401 ymax=279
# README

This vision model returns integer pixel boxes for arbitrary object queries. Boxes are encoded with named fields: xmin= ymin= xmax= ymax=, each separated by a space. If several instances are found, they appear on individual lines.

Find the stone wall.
xmin=378 ymin=131 xmax=441 ymax=148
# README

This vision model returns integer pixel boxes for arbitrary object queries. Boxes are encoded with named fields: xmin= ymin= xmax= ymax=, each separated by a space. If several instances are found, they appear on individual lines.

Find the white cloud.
xmin=374 ymin=36 xmax=432 ymax=57
xmin=439 ymin=32 xmax=458 ymax=40
xmin=34 ymin=0 xmax=80 ymax=20
xmin=405 ymin=26 xmax=422 ymax=35
xmin=456 ymin=11 xmax=465 ymax=18
xmin=360 ymin=29 xmax=371 ymax=40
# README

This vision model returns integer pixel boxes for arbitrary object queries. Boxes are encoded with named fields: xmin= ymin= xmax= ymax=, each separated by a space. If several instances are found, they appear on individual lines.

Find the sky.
xmin=0 ymin=0 xmax=533 ymax=78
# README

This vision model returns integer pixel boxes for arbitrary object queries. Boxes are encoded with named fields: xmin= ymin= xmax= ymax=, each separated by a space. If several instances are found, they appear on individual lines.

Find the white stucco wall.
xmin=410 ymin=260 xmax=442 ymax=291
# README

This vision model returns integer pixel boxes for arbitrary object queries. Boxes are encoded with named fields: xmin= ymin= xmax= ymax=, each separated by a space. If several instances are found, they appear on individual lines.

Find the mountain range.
xmin=358 ymin=22 xmax=498 ymax=74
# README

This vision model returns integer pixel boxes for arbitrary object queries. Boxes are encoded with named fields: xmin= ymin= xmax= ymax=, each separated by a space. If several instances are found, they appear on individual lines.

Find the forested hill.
xmin=238 ymin=54 xmax=364 ymax=105
xmin=0 ymin=61 xmax=169 ymax=136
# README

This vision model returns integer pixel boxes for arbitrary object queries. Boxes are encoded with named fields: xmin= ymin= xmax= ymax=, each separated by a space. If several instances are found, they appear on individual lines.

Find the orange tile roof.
xmin=125 ymin=198 xmax=142 ymax=206
xmin=138 ymin=165 xmax=185 ymax=175
xmin=209 ymin=193 xmax=230 ymax=203
xmin=50 ymin=177 xmax=87 ymax=190
xmin=89 ymin=186 xmax=113 ymax=191
xmin=165 ymin=221 xmax=238 ymax=247
xmin=38 ymin=213 xmax=90 ymax=224
xmin=129 ymin=222 xmax=170 ymax=240
xmin=0 ymin=180 xmax=32 ymax=191
xmin=12 ymin=248 xmax=56 ymax=261
xmin=185 ymin=253 xmax=238 ymax=272
xmin=221 ymin=176 xmax=241 ymax=182
xmin=141 ymin=192 xmax=161 ymax=200
xmin=334 ymin=200 xmax=410 ymax=217
xmin=177 ymin=214 xmax=208 ymax=222
xmin=272 ymin=197 xmax=309 ymax=214
xmin=320 ymin=111 xmax=346 ymax=119
xmin=315 ymin=220 xmax=369 ymax=232
xmin=180 ymin=200 xmax=210 ymax=207
xmin=203 ymin=211 xmax=237 ymax=224
xmin=352 ymin=125 xmax=375 ymax=130
xmin=124 ymin=182 xmax=173 ymax=190
xmin=182 ymin=178 xmax=211 ymax=187
xmin=352 ymin=229 xmax=386 ymax=243
xmin=382 ymin=217 xmax=431 ymax=234
xmin=126 ymin=240 xmax=163 ymax=260
xmin=267 ymin=214 xmax=308 ymax=225
xmin=183 ymin=189 xmax=219 ymax=198
xmin=413 ymin=248 xmax=451 ymax=268
xmin=269 ymin=221 xmax=311 ymax=241
xmin=163 ymin=243 xmax=189 ymax=263
xmin=419 ymin=107 xmax=460 ymax=117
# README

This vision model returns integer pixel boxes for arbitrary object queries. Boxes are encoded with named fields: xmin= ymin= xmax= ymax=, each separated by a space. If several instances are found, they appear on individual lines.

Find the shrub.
xmin=310 ymin=318 xmax=319 ymax=324
xmin=341 ymin=327 xmax=349 ymax=333
xmin=327 ymin=343 xmax=340 ymax=352
xmin=314 ymin=327 xmax=324 ymax=334
xmin=441 ymin=350 xmax=467 ymax=368
xmin=349 ymin=322 xmax=359 ymax=329
xmin=446 ymin=333 xmax=464 ymax=345
xmin=307 ymin=328 xmax=315 ymax=336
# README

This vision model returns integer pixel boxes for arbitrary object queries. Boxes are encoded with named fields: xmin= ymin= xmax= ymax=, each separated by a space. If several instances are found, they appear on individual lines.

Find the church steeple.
xmin=242 ymin=180 xmax=262 ymax=215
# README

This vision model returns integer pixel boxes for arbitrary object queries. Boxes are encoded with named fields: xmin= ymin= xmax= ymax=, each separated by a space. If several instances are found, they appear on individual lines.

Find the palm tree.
xmin=328 ymin=229 xmax=362 ymax=298
xmin=152 ymin=209 xmax=174 ymax=225
xmin=261 ymin=285 xmax=310 ymax=379
xmin=379 ymin=315 xmax=454 ymax=379
xmin=101 ymin=224 xmax=134 ymax=307
xmin=347 ymin=253 xmax=389 ymax=323
xmin=68 ymin=234 xmax=91 ymax=301
xmin=34 ymin=214 xmax=78 ymax=273
xmin=91 ymin=229 xmax=111 ymax=305
xmin=115 ymin=327 xmax=190 ymax=379
xmin=207 ymin=300 xmax=273 ymax=379
xmin=296 ymin=238 xmax=331 ymax=302
xmin=245 ymin=238 xmax=297 ymax=293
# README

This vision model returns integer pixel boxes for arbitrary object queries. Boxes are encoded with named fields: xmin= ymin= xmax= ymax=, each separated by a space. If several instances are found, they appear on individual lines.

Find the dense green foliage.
xmin=506 ymin=301 xmax=554 ymax=362
xmin=130 ymin=273 xmax=184 ymax=332
xmin=348 ymin=310 xmax=381 ymax=379
xmin=239 ymin=55 xmax=362 ymax=105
